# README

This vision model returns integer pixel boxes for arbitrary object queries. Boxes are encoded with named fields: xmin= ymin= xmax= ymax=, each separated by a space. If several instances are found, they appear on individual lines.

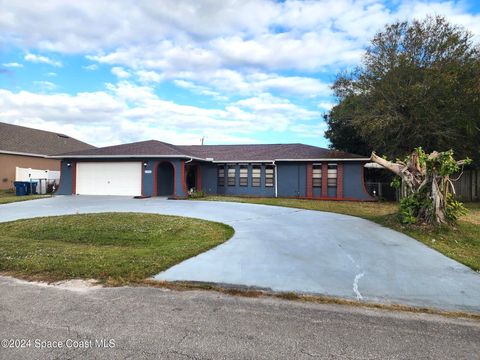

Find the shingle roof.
xmin=178 ymin=144 xmax=366 ymax=161
xmin=58 ymin=140 xmax=198 ymax=158
xmin=55 ymin=139 xmax=367 ymax=161
xmin=0 ymin=122 xmax=95 ymax=156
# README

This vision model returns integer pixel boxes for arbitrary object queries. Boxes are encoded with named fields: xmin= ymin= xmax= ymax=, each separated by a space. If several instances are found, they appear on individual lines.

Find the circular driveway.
xmin=1 ymin=196 xmax=479 ymax=312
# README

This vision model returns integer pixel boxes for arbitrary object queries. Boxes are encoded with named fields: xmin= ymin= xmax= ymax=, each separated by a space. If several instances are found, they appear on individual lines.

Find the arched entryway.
xmin=157 ymin=162 xmax=174 ymax=196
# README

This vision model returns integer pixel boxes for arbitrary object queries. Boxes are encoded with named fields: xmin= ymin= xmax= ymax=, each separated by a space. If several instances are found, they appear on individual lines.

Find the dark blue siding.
xmin=171 ymin=159 xmax=187 ymax=197
xmin=216 ymin=164 xmax=275 ymax=197
xmin=142 ymin=160 xmax=155 ymax=196
xmin=328 ymin=187 xmax=337 ymax=197
xmin=200 ymin=163 xmax=217 ymax=194
xmin=56 ymin=160 xmax=74 ymax=195
xmin=277 ymin=162 xmax=307 ymax=197
xmin=343 ymin=162 xmax=373 ymax=200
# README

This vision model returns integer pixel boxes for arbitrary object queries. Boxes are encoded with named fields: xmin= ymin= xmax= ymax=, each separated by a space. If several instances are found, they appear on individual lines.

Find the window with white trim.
xmin=239 ymin=165 xmax=248 ymax=186
xmin=265 ymin=165 xmax=274 ymax=187
xmin=312 ymin=164 xmax=322 ymax=188
xmin=252 ymin=165 xmax=261 ymax=187
xmin=227 ymin=165 xmax=236 ymax=186
xmin=218 ymin=166 xmax=225 ymax=186
xmin=327 ymin=163 xmax=337 ymax=187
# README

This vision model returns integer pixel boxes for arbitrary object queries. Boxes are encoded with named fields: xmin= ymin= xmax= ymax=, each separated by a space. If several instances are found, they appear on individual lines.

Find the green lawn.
xmin=0 ymin=213 xmax=234 ymax=284
xmin=198 ymin=196 xmax=480 ymax=272
xmin=0 ymin=189 xmax=50 ymax=205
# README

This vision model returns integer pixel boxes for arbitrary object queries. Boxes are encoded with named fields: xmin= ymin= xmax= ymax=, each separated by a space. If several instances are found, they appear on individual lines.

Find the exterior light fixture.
xmin=143 ymin=162 xmax=148 ymax=168
xmin=67 ymin=163 xmax=71 ymax=167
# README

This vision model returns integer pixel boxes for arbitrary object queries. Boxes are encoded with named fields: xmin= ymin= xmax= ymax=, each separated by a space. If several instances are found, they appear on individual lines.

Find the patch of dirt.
xmin=12 ymin=277 xmax=102 ymax=292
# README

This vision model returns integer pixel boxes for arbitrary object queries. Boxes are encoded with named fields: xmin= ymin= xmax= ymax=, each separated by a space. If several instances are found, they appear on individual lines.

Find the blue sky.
xmin=1 ymin=0 xmax=479 ymax=147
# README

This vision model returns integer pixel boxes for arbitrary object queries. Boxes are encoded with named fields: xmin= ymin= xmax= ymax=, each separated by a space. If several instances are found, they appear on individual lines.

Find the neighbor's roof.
xmin=54 ymin=139 xmax=368 ymax=161
xmin=0 ymin=122 xmax=95 ymax=157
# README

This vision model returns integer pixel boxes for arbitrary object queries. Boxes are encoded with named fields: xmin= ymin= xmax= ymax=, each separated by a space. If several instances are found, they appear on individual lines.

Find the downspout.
xmin=273 ymin=160 xmax=278 ymax=198
xmin=185 ymin=158 xmax=193 ymax=164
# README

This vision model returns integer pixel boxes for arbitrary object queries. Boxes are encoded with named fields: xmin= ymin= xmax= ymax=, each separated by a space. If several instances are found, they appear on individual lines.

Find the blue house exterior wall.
xmin=56 ymin=158 xmax=372 ymax=201
xmin=142 ymin=160 xmax=156 ymax=197
xmin=56 ymin=158 xmax=188 ymax=198
xmin=56 ymin=160 xmax=74 ymax=195
xmin=277 ymin=162 xmax=307 ymax=197
xmin=215 ymin=164 xmax=275 ymax=197
xmin=343 ymin=162 xmax=373 ymax=200
xmin=199 ymin=163 xmax=217 ymax=194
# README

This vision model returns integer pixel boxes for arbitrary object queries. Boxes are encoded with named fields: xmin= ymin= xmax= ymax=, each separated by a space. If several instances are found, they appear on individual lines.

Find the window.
xmin=239 ymin=165 xmax=248 ymax=186
xmin=252 ymin=165 xmax=261 ymax=187
xmin=227 ymin=165 xmax=236 ymax=186
xmin=312 ymin=164 xmax=322 ymax=188
xmin=327 ymin=163 xmax=337 ymax=187
xmin=265 ymin=165 xmax=274 ymax=187
xmin=218 ymin=166 xmax=225 ymax=186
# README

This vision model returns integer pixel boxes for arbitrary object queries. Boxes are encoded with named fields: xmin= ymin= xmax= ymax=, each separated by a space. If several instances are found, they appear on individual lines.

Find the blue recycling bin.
xmin=13 ymin=181 xmax=28 ymax=196
xmin=30 ymin=182 xmax=38 ymax=195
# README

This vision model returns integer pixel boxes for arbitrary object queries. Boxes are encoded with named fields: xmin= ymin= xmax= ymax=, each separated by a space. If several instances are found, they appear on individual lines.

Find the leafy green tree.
xmin=326 ymin=16 xmax=480 ymax=163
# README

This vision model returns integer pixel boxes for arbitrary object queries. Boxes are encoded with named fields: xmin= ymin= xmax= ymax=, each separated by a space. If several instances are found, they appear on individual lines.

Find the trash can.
xmin=30 ymin=182 xmax=38 ymax=195
xmin=13 ymin=181 xmax=28 ymax=196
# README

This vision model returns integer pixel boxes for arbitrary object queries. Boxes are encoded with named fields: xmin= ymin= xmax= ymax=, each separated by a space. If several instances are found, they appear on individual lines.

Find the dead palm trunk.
xmin=371 ymin=150 xmax=465 ymax=225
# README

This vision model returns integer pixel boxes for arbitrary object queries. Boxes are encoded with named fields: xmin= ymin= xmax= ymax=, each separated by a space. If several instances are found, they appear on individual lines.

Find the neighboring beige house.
xmin=0 ymin=122 xmax=95 ymax=190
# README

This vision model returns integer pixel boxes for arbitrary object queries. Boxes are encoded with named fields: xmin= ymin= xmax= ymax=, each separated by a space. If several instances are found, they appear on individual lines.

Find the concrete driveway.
xmin=1 ymin=196 xmax=479 ymax=312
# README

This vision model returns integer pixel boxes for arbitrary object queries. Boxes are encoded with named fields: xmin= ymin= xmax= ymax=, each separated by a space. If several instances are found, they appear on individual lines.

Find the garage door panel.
xmin=76 ymin=162 xmax=142 ymax=196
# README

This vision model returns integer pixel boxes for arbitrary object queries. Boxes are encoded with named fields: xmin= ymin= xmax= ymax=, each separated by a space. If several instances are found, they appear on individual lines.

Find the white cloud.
xmin=111 ymin=66 xmax=130 ymax=79
xmin=24 ymin=53 xmax=62 ymax=67
xmin=1 ymin=0 xmax=479 ymax=147
xmin=3 ymin=62 xmax=23 ymax=68
xmin=33 ymin=80 xmax=57 ymax=91
xmin=173 ymin=80 xmax=228 ymax=101
xmin=170 ymin=70 xmax=330 ymax=99
xmin=136 ymin=70 xmax=164 ymax=83
xmin=0 ymin=1 xmax=477 ymax=71
xmin=0 ymin=82 xmax=324 ymax=146
xmin=83 ymin=64 xmax=98 ymax=71
xmin=318 ymin=101 xmax=336 ymax=111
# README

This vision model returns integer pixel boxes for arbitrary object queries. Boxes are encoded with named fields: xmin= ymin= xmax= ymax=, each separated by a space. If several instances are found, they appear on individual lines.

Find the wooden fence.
xmin=453 ymin=169 xmax=479 ymax=202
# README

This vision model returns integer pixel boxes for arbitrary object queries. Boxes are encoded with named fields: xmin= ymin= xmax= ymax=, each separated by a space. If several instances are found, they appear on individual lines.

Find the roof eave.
xmin=212 ymin=158 xmax=371 ymax=163
xmin=47 ymin=154 xmax=208 ymax=161
xmin=274 ymin=158 xmax=371 ymax=162
xmin=0 ymin=150 xmax=48 ymax=158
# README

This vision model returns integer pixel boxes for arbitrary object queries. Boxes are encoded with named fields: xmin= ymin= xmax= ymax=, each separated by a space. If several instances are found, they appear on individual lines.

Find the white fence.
xmin=15 ymin=167 xmax=60 ymax=194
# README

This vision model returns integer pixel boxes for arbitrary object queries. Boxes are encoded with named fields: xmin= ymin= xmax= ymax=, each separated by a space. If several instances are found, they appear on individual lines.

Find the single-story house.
xmin=53 ymin=140 xmax=373 ymax=201
xmin=0 ymin=122 xmax=95 ymax=190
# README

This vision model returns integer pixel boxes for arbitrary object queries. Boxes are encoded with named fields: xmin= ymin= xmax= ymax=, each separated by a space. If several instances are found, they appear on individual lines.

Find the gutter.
xmin=47 ymin=154 xmax=371 ymax=163
xmin=0 ymin=150 xmax=48 ymax=158
xmin=48 ymin=154 xmax=207 ymax=161
xmin=211 ymin=158 xmax=371 ymax=163
xmin=273 ymin=158 xmax=371 ymax=162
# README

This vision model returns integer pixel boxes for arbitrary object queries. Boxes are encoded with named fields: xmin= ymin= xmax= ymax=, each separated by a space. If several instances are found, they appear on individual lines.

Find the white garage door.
xmin=76 ymin=162 xmax=142 ymax=196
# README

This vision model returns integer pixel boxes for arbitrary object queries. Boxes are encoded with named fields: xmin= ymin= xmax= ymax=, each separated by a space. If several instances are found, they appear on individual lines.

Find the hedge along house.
xmin=52 ymin=140 xmax=373 ymax=200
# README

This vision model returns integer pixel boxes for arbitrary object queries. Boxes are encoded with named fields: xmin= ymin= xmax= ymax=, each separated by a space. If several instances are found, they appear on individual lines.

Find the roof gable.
xmin=58 ymin=140 xmax=198 ymax=158
xmin=0 ymin=122 xmax=95 ymax=156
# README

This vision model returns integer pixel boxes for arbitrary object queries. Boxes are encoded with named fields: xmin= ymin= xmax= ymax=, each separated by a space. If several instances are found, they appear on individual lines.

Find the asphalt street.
xmin=0 ymin=276 xmax=479 ymax=360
